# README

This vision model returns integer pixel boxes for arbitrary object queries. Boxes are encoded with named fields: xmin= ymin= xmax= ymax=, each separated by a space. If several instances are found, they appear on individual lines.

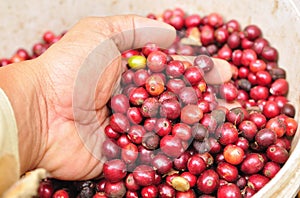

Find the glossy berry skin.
xmin=270 ymin=78 xmax=289 ymax=96
xmin=109 ymin=113 xmax=130 ymax=133
xmin=266 ymin=145 xmax=289 ymax=164
xmin=160 ymin=135 xmax=185 ymax=158
xmin=93 ymin=192 xmax=108 ymax=198
xmin=215 ymin=122 xmax=239 ymax=145
xmin=128 ymin=55 xmax=147 ymax=70
xmin=129 ymin=87 xmax=149 ymax=106
xmin=128 ymin=125 xmax=147 ymax=144
xmin=152 ymin=153 xmax=173 ymax=174
xmin=117 ymin=134 xmax=131 ymax=148
xmin=200 ymin=25 xmax=215 ymax=46
xmin=103 ymin=159 xmax=127 ymax=182
xmin=263 ymin=161 xmax=281 ymax=179
xmin=219 ymin=82 xmax=238 ymax=102
xmin=160 ymin=98 xmax=181 ymax=120
xmin=243 ymin=187 xmax=256 ymax=198
xmin=180 ymin=104 xmax=203 ymax=125
xmin=172 ymin=123 xmax=192 ymax=141
xmin=238 ymin=120 xmax=258 ymax=141
xmin=38 ymin=180 xmax=54 ymax=198
xmin=185 ymin=14 xmax=201 ymax=27
xmin=141 ymin=185 xmax=159 ymax=198
xmin=216 ymin=162 xmax=239 ymax=182
xmin=244 ymin=25 xmax=262 ymax=41
xmin=122 ymin=49 xmax=140 ymax=59
xmin=154 ymin=118 xmax=172 ymax=136
xmin=218 ymin=44 xmax=232 ymax=60
xmin=247 ymin=174 xmax=270 ymax=191
xmin=261 ymin=46 xmax=278 ymax=62
xmin=104 ymin=181 xmax=126 ymax=198
xmin=223 ymin=144 xmax=245 ymax=165
xmin=166 ymin=60 xmax=185 ymax=77
xmin=173 ymin=151 xmax=191 ymax=171
xmin=52 ymin=189 xmax=69 ymax=198
xmin=127 ymin=107 xmax=143 ymax=124
xmin=176 ymin=189 xmax=196 ymax=198
xmin=142 ymin=42 xmax=159 ymax=56
xmin=145 ymin=75 xmax=165 ymax=96
xmin=187 ymin=155 xmax=206 ymax=175
xmin=133 ymin=69 xmax=150 ymax=87
xmin=147 ymin=51 xmax=167 ymax=72
xmin=125 ymin=173 xmax=140 ymax=191
xmin=250 ymin=86 xmax=269 ymax=101
xmin=265 ymin=117 xmax=287 ymax=138
xmin=256 ymin=70 xmax=272 ymax=86
xmin=110 ymin=94 xmax=130 ymax=114
xmin=240 ymin=153 xmax=265 ymax=175
xmin=102 ymin=139 xmax=120 ymax=160
xmin=121 ymin=142 xmax=139 ymax=164
xmin=196 ymin=169 xmax=220 ymax=194
xmin=249 ymin=112 xmax=267 ymax=129
xmin=263 ymin=101 xmax=280 ymax=119
xmin=158 ymin=183 xmax=176 ymax=198
xmin=184 ymin=66 xmax=204 ymax=85
xmin=255 ymin=128 xmax=277 ymax=148
xmin=180 ymin=172 xmax=197 ymax=188
xmin=193 ymin=54 xmax=214 ymax=73
xmin=133 ymin=165 xmax=156 ymax=186
xmin=104 ymin=125 xmax=120 ymax=139
xmin=217 ymin=183 xmax=242 ymax=198
xmin=226 ymin=19 xmax=241 ymax=33
xmin=285 ymin=117 xmax=298 ymax=136
xmin=166 ymin=78 xmax=186 ymax=94
xmin=249 ymin=59 xmax=267 ymax=73
xmin=241 ymin=49 xmax=257 ymax=66
xmin=235 ymin=137 xmax=249 ymax=151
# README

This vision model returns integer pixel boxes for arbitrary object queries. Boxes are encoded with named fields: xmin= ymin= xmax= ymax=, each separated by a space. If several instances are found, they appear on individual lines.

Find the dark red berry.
xmin=216 ymin=162 xmax=239 ymax=182
xmin=109 ymin=113 xmax=130 ymax=133
xmin=197 ymin=169 xmax=220 ymax=194
xmin=247 ymin=174 xmax=270 ymax=191
xmin=147 ymin=51 xmax=167 ymax=72
xmin=160 ymin=135 xmax=185 ymax=158
xmin=152 ymin=153 xmax=173 ymax=174
xmin=187 ymin=155 xmax=206 ymax=175
xmin=104 ymin=181 xmax=126 ymax=198
xmin=121 ymin=142 xmax=139 ymax=164
xmin=240 ymin=153 xmax=265 ymax=175
xmin=103 ymin=159 xmax=127 ymax=182
xmin=133 ymin=165 xmax=155 ymax=187
xmin=255 ymin=128 xmax=277 ymax=148
xmin=217 ymin=183 xmax=242 ymax=198
xmin=266 ymin=144 xmax=289 ymax=164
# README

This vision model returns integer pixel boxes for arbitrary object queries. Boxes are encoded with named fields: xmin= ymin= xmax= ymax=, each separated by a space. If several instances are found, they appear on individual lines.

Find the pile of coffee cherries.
xmin=0 ymin=30 xmax=64 ymax=65
xmin=2 ymin=7 xmax=298 ymax=198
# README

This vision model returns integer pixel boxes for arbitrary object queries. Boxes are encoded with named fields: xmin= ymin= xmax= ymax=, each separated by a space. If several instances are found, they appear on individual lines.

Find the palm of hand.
xmin=35 ymin=24 xmax=124 ymax=180
xmin=30 ymin=15 xmax=176 ymax=180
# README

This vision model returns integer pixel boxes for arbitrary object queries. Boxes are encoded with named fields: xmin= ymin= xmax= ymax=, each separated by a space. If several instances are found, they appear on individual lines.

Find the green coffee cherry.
xmin=128 ymin=55 xmax=147 ymax=70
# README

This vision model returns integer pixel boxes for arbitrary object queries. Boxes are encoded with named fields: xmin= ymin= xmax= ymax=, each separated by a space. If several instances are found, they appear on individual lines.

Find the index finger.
xmin=55 ymin=15 xmax=177 ymax=53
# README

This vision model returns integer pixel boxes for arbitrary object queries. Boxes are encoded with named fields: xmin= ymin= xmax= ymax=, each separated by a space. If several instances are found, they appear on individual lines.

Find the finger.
xmin=171 ymin=55 xmax=232 ymax=84
xmin=56 ymin=15 xmax=176 ymax=53
xmin=109 ymin=15 xmax=177 ymax=51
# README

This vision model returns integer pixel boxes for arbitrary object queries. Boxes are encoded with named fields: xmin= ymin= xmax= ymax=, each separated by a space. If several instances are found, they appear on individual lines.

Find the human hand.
xmin=0 ymin=15 xmax=232 ymax=181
